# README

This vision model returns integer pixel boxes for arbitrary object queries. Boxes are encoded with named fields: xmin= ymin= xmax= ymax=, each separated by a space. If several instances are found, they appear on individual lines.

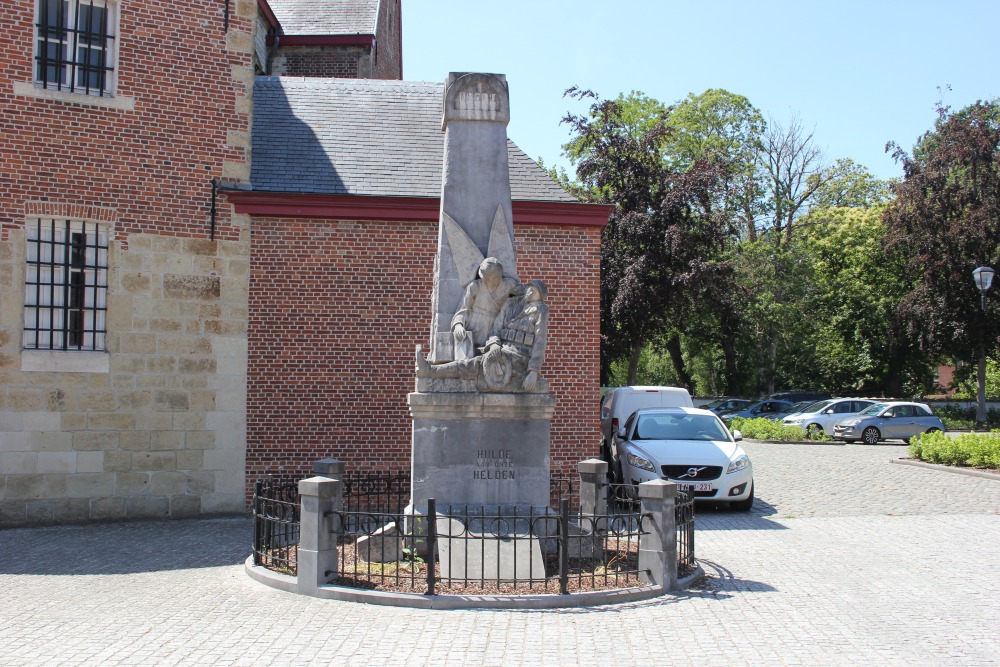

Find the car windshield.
xmin=802 ymin=400 xmax=833 ymax=413
xmin=633 ymin=414 xmax=731 ymax=441
xmin=859 ymin=402 xmax=887 ymax=416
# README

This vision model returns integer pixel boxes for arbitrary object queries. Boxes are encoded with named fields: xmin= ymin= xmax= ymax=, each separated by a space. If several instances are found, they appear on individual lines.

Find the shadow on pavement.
xmin=0 ymin=516 xmax=252 ymax=575
xmin=692 ymin=497 xmax=788 ymax=530
xmin=681 ymin=559 xmax=778 ymax=596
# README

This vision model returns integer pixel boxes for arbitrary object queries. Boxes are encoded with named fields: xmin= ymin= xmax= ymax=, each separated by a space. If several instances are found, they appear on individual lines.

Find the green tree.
xmin=662 ymin=89 xmax=767 ymax=241
xmin=811 ymin=158 xmax=894 ymax=209
xmin=884 ymin=100 xmax=1000 ymax=421
xmin=797 ymin=206 xmax=930 ymax=395
xmin=561 ymin=89 xmax=734 ymax=387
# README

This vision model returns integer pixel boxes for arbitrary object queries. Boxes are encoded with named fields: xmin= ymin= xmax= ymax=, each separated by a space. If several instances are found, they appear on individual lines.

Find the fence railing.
xmin=335 ymin=495 xmax=648 ymax=595
xmin=675 ymin=486 xmax=696 ymax=575
xmin=251 ymin=477 xmax=300 ymax=573
xmin=251 ymin=459 xmax=695 ymax=596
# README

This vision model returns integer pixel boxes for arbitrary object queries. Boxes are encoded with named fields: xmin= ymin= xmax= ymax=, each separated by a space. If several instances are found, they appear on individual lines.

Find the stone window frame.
xmin=32 ymin=0 xmax=120 ymax=98
xmin=19 ymin=213 xmax=113 ymax=374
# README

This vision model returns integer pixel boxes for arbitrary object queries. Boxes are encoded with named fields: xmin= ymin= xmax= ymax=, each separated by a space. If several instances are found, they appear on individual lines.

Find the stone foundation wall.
xmin=0 ymin=229 xmax=250 ymax=524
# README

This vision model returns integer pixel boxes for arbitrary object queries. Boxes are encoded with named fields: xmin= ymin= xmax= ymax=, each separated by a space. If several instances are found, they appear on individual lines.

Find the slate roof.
xmin=265 ymin=0 xmax=378 ymax=36
xmin=251 ymin=77 xmax=577 ymax=203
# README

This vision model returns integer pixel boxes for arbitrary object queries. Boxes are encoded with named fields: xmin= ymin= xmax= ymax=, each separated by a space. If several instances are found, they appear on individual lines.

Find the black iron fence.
xmin=251 ymin=469 xmax=695 ymax=592
xmin=675 ymin=487 xmax=696 ymax=575
xmin=336 ymin=495 xmax=647 ymax=595
xmin=251 ymin=477 xmax=300 ymax=573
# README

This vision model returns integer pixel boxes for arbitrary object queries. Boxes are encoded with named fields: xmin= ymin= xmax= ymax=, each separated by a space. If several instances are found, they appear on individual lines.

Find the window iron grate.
xmin=24 ymin=218 xmax=108 ymax=351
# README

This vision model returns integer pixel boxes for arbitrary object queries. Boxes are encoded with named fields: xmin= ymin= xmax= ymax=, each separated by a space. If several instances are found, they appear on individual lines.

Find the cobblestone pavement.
xmin=2 ymin=442 xmax=999 ymax=666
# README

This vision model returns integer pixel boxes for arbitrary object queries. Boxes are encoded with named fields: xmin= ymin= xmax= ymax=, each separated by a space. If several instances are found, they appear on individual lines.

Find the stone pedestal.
xmin=408 ymin=391 xmax=555 ymax=512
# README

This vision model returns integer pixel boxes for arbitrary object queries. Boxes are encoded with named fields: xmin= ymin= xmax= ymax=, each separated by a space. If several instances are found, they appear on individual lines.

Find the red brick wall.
xmin=0 ymin=0 xmax=249 ymax=240
xmin=275 ymin=46 xmax=365 ymax=78
xmin=246 ymin=216 xmax=602 ymax=490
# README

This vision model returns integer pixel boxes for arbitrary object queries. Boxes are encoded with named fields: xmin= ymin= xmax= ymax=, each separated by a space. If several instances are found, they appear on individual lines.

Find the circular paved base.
xmin=244 ymin=555 xmax=704 ymax=609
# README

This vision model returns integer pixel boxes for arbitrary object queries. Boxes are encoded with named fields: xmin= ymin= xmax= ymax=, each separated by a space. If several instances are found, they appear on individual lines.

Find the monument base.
xmin=408 ymin=391 xmax=556 ymax=514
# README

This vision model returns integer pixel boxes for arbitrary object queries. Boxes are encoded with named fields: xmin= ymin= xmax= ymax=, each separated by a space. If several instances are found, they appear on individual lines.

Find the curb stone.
xmin=743 ymin=438 xmax=844 ymax=446
xmin=244 ymin=557 xmax=705 ymax=610
xmin=891 ymin=457 xmax=1000 ymax=481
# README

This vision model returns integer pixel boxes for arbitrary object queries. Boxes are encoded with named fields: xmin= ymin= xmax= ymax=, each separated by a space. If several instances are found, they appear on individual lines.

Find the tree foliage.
xmin=561 ymin=89 xmax=734 ymax=387
xmin=812 ymin=158 xmax=894 ymax=209
xmin=883 ymin=100 xmax=1000 ymax=361
xmin=554 ymin=84 xmax=940 ymax=397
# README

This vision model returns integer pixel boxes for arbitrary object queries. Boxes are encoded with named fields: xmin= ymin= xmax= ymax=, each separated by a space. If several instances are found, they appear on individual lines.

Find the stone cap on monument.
xmin=442 ymin=73 xmax=510 ymax=129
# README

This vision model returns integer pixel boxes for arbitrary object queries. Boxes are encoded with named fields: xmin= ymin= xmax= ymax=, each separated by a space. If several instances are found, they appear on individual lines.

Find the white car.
xmin=611 ymin=407 xmax=754 ymax=511
xmin=599 ymin=386 xmax=693 ymax=463
xmin=782 ymin=398 xmax=877 ymax=437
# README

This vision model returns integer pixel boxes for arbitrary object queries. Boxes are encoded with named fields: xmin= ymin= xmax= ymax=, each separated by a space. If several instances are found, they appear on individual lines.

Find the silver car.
xmin=832 ymin=402 xmax=944 ymax=444
xmin=782 ymin=398 xmax=877 ymax=437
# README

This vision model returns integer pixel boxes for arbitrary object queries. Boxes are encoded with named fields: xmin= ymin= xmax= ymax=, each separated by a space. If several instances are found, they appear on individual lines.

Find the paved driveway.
xmin=1 ymin=442 xmax=998 ymax=666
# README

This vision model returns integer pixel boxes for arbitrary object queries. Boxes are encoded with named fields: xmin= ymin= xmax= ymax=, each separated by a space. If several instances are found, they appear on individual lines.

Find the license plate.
xmin=676 ymin=482 xmax=713 ymax=492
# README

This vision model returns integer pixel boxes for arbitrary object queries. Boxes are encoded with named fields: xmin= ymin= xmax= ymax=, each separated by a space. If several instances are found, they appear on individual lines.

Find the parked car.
xmin=720 ymin=399 xmax=798 ymax=422
xmin=782 ymin=398 xmax=878 ymax=437
xmin=768 ymin=390 xmax=832 ymax=403
xmin=600 ymin=386 xmax=693 ymax=463
xmin=702 ymin=398 xmax=753 ymax=415
xmin=784 ymin=400 xmax=822 ymax=416
xmin=832 ymin=402 xmax=944 ymax=444
xmin=611 ymin=407 xmax=754 ymax=511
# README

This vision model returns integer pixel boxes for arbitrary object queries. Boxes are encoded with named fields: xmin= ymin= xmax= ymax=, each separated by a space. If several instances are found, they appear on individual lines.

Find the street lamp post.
xmin=972 ymin=266 xmax=995 ymax=427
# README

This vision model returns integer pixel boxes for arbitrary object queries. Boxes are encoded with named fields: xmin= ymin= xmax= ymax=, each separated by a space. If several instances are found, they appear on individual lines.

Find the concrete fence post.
xmin=296 ymin=475 xmax=342 ymax=597
xmin=638 ymin=478 xmax=678 ymax=591
xmin=577 ymin=458 xmax=608 ymax=532
xmin=312 ymin=458 xmax=345 ymax=479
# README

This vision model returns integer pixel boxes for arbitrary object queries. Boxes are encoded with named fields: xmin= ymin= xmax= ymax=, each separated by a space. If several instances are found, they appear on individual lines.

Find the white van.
xmin=600 ymin=386 xmax=693 ymax=460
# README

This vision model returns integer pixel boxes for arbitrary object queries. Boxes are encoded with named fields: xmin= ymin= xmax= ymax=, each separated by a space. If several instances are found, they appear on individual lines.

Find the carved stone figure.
xmin=450 ymin=257 xmax=524 ymax=360
xmin=417 ymin=280 xmax=548 ymax=392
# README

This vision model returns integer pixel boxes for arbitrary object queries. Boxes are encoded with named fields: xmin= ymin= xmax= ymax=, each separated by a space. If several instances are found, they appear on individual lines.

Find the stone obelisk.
xmin=408 ymin=73 xmax=555 ymax=516
xmin=428 ymin=72 xmax=517 ymax=363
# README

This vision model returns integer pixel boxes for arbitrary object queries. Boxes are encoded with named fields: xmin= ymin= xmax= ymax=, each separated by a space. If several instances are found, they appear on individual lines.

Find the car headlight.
xmin=785 ymin=418 xmax=803 ymax=425
xmin=841 ymin=419 xmax=860 ymax=427
xmin=626 ymin=452 xmax=655 ymax=472
xmin=727 ymin=455 xmax=749 ymax=474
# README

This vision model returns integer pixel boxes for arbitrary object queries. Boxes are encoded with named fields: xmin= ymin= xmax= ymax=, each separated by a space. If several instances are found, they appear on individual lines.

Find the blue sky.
xmin=404 ymin=1 xmax=999 ymax=181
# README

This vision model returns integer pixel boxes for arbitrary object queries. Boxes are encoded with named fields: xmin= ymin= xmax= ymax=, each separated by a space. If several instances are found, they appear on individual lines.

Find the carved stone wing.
xmin=487 ymin=205 xmax=517 ymax=279
xmin=442 ymin=211 xmax=486 ymax=288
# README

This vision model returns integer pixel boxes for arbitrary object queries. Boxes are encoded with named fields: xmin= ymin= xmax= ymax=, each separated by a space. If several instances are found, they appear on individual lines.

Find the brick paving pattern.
xmin=2 ymin=441 xmax=998 ymax=665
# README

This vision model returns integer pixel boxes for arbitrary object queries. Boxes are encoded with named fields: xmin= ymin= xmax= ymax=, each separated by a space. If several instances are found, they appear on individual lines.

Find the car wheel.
xmin=926 ymin=427 xmax=941 ymax=435
xmin=862 ymin=426 xmax=881 ymax=445
xmin=806 ymin=424 xmax=823 ymax=438
xmin=730 ymin=483 xmax=754 ymax=512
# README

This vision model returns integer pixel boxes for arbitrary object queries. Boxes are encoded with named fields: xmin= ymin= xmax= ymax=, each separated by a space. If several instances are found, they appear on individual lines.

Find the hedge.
xmin=909 ymin=430 xmax=1000 ymax=469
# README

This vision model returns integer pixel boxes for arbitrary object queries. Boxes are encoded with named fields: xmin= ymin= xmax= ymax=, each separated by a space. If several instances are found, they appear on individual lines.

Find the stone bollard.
xmin=577 ymin=458 xmax=608 ymax=533
xmin=637 ymin=478 xmax=679 ymax=591
xmin=296 ymin=475 xmax=342 ymax=597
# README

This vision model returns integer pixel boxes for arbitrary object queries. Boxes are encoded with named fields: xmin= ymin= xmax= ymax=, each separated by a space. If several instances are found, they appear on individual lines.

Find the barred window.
xmin=24 ymin=219 xmax=108 ymax=351
xmin=35 ymin=0 xmax=116 ymax=96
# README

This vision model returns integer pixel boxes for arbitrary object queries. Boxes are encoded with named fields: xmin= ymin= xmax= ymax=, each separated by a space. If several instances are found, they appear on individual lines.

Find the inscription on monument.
xmin=473 ymin=449 xmax=516 ymax=480
xmin=455 ymin=91 xmax=499 ymax=120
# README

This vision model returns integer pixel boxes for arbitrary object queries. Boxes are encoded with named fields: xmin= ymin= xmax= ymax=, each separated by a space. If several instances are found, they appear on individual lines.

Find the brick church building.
xmin=0 ymin=0 xmax=608 ymax=524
